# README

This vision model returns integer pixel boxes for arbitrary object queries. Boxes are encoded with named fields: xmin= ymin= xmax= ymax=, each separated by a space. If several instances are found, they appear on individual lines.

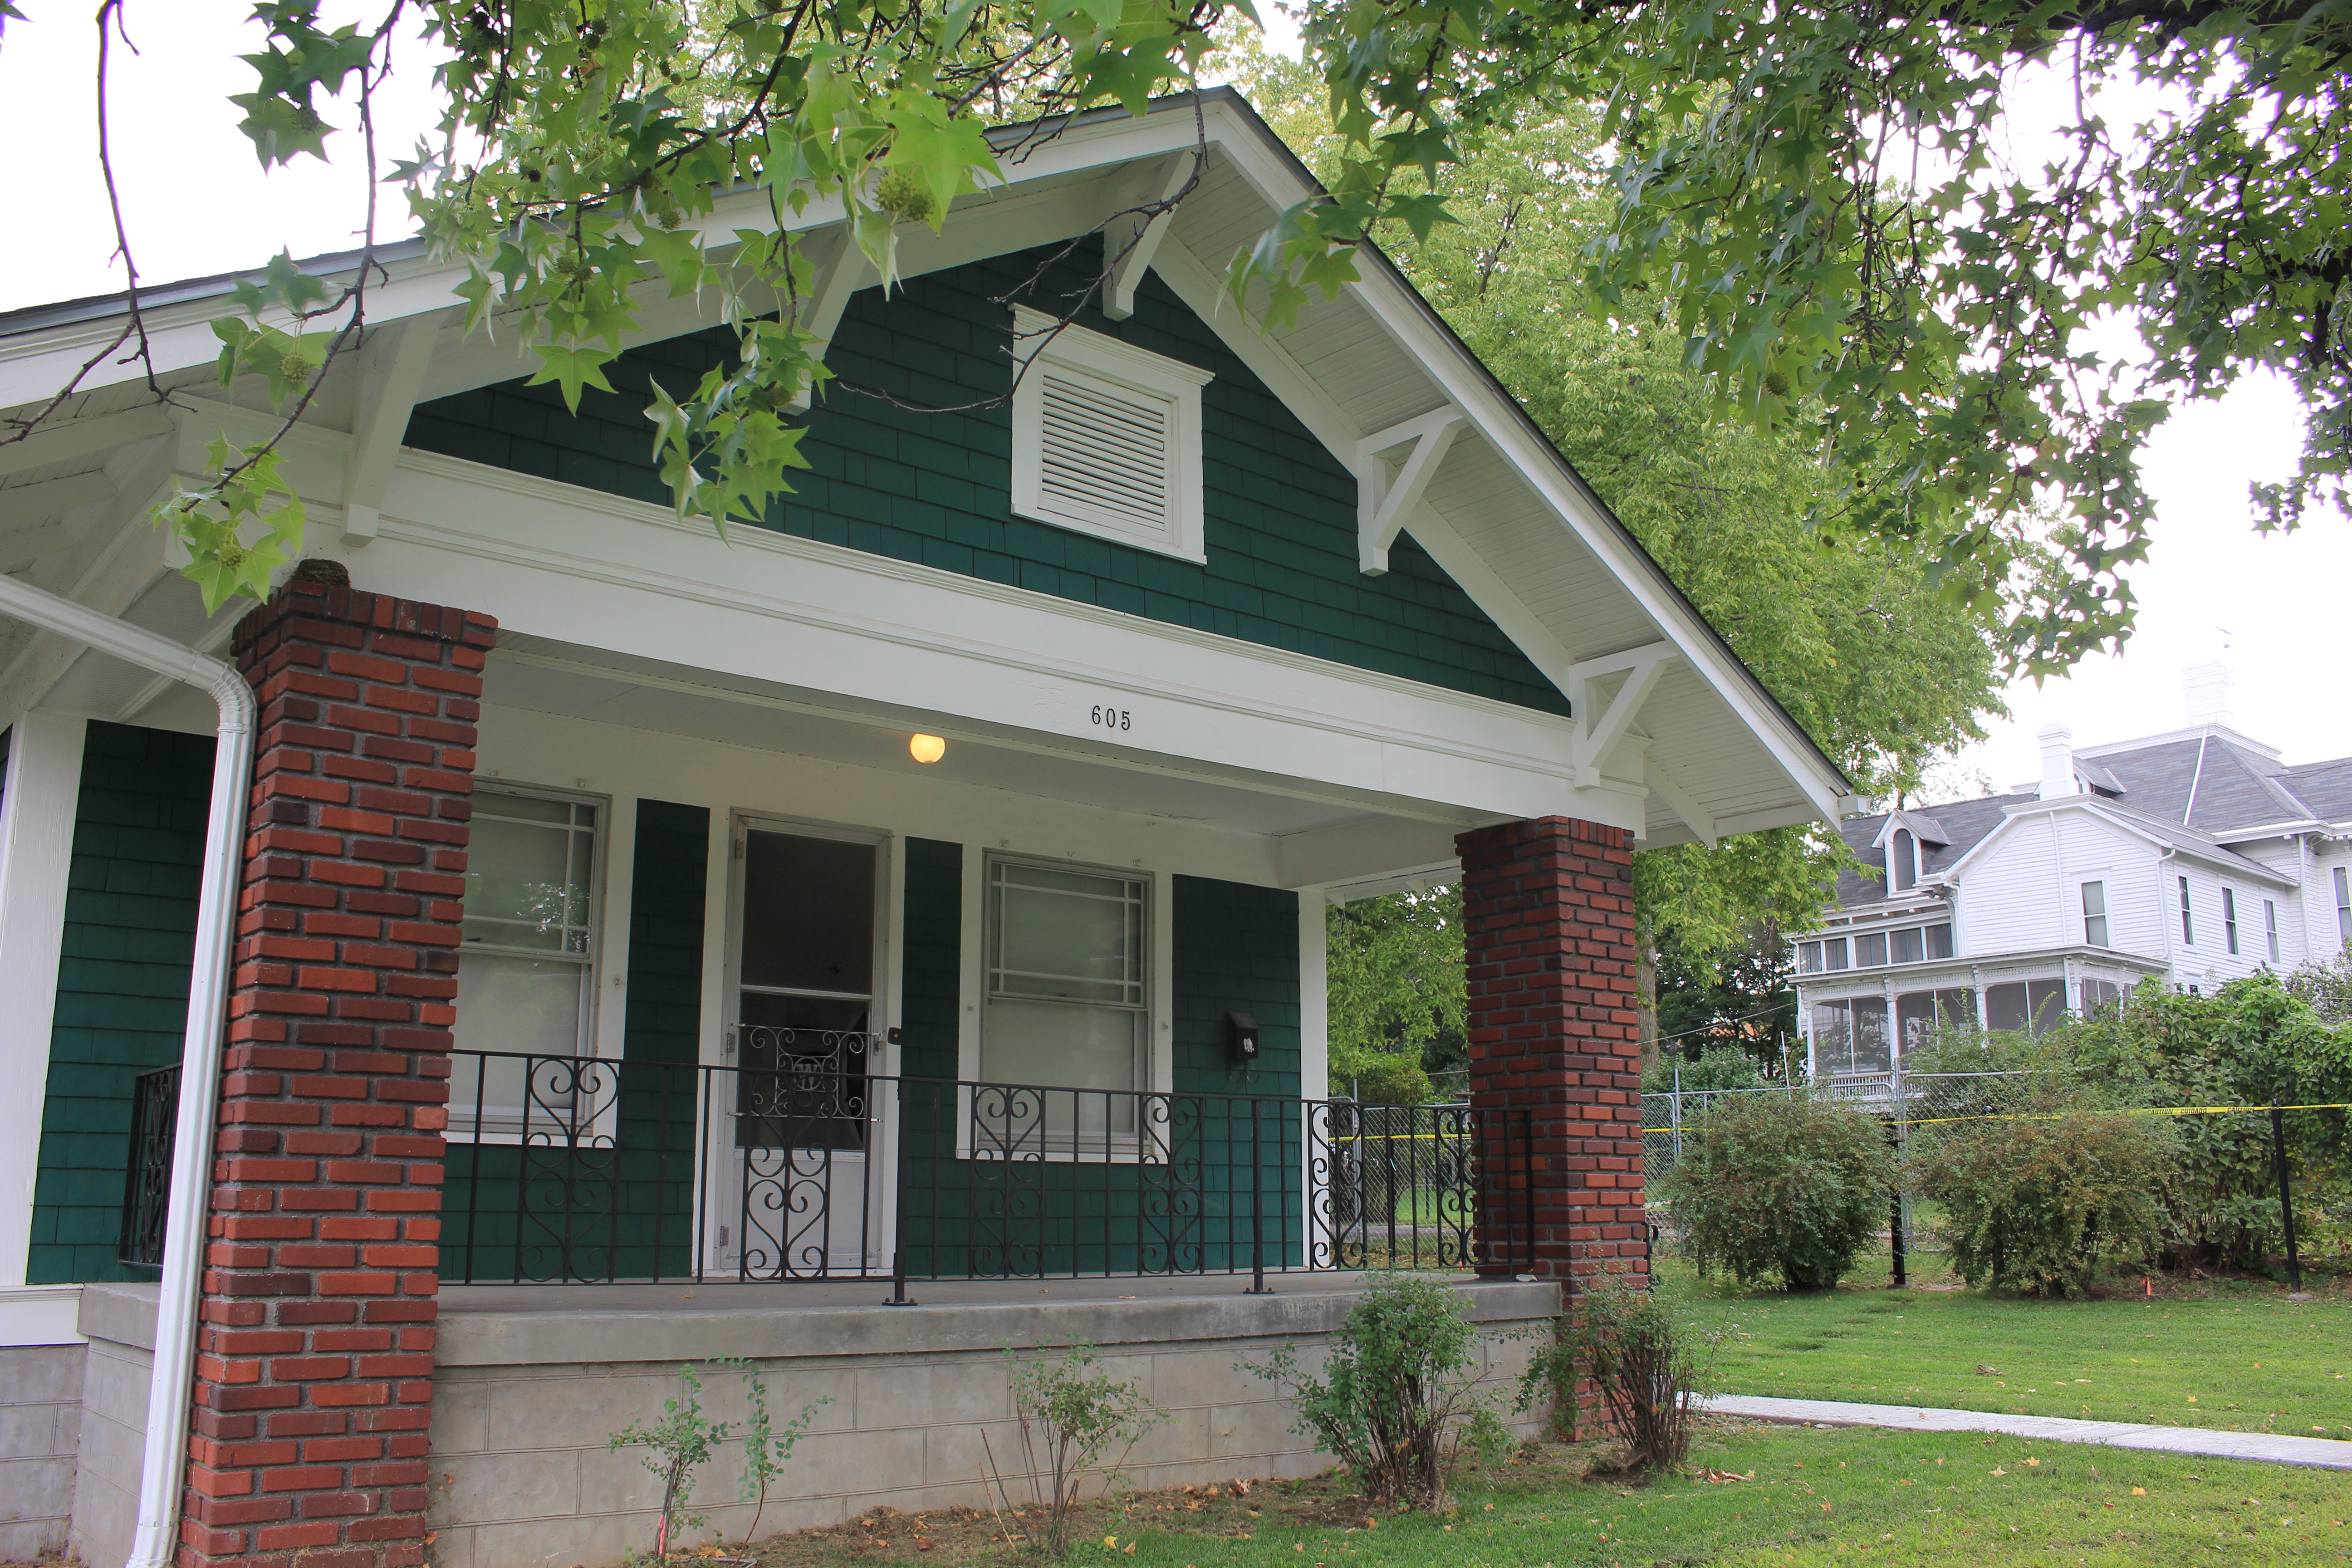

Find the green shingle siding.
xmin=28 ymin=721 xmax=216 ymax=1286
xmin=405 ymin=241 xmax=1566 ymax=717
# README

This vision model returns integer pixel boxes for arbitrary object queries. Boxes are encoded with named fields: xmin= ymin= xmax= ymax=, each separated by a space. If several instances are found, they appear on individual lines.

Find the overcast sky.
xmin=5 ymin=1 xmax=2347 ymax=792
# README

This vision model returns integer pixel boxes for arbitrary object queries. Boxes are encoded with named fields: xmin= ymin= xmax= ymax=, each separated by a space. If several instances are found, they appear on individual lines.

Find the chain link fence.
xmin=1642 ymin=1070 xmax=2041 ymax=1263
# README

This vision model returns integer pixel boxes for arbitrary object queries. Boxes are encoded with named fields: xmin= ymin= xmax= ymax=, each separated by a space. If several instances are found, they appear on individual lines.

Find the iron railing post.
xmin=1245 ymin=1096 xmax=1271 ymax=1294
xmin=887 ymin=1075 xmax=916 ymax=1303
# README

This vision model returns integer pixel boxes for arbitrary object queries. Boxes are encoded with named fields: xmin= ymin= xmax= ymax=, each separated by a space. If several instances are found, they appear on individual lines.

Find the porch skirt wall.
xmin=66 ymin=1276 xmax=1554 ymax=1568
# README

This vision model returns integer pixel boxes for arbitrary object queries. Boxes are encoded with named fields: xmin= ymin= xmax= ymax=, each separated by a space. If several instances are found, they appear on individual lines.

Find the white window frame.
xmin=1009 ymin=305 xmax=1213 ymax=564
xmin=2179 ymin=875 xmax=2195 ymax=946
xmin=447 ymin=780 xmax=610 ymax=1144
xmin=956 ymin=844 xmax=1174 ymax=1162
xmin=2335 ymin=865 xmax=2350 ymax=946
xmin=2265 ymin=898 xmax=2281 ymax=964
xmin=2080 ymin=879 xmax=2108 ymax=949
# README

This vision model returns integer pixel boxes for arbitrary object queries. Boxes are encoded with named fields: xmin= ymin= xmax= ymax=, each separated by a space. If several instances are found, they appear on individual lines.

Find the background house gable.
xmin=403 ymin=240 xmax=1570 ymax=717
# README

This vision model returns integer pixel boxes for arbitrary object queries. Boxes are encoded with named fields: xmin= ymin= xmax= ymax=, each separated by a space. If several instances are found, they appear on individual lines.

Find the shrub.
xmin=1663 ymin=1091 xmax=1896 ymax=1290
xmin=1912 ymin=1093 xmax=2176 ymax=1297
xmin=1252 ymin=1272 xmax=1511 ymax=1509
xmin=1521 ymin=1279 xmax=1716 ymax=1468
xmin=609 ymin=1359 xmax=823 ymax=1556
xmin=2028 ymin=974 xmax=2352 ymax=1268
xmin=1642 ymin=1043 xmax=1769 ymax=1096
xmin=996 ymin=1341 xmax=1165 ymax=1556
xmin=1330 ymin=1044 xmax=1435 ymax=1104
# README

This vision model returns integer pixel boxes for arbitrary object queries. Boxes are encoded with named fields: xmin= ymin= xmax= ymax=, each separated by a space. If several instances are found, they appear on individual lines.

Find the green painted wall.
xmin=28 ymin=721 xmax=216 ymax=1286
xmin=406 ymin=242 xmax=1567 ymax=718
xmin=443 ymin=798 xmax=709 ymax=1282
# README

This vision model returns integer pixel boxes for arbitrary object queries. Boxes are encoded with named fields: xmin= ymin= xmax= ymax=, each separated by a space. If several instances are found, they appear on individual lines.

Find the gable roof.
xmin=1833 ymin=793 xmax=2029 ymax=906
xmin=0 ymin=89 xmax=1850 ymax=846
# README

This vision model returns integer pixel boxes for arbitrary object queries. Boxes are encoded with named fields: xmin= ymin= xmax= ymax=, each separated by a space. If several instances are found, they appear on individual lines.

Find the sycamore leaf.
xmin=526 ymin=344 xmax=619 ymax=413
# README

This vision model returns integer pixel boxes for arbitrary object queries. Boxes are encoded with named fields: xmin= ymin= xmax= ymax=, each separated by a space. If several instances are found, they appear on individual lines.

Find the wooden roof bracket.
xmin=1355 ymin=405 xmax=1464 ymax=575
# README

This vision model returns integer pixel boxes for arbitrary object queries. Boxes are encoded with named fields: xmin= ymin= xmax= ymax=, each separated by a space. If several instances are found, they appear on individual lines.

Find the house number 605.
xmin=1090 ymin=704 xmax=1132 ymax=731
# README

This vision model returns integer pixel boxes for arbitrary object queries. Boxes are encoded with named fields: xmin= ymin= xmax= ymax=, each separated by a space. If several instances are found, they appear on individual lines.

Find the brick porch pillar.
xmin=1457 ymin=817 xmax=1646 ymax=1296
xmin=179 ymin=563 xmax=493 ymax=1568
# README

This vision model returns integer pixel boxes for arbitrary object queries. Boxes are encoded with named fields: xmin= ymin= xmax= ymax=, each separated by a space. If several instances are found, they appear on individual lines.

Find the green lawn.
xmin=1663 ymin=1253 xmax=2352 ymax=1438
xmin=753 ymin=1421 xmax=2352 ymax=1568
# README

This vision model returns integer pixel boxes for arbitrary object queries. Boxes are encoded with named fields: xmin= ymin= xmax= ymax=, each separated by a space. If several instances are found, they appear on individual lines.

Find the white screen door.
xmin=714 ymin=822 xmax=887 ymax=1275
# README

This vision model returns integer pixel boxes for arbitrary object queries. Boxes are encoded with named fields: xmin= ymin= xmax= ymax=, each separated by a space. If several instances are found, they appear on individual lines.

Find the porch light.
xmin=909 ymin=733 xmax=946 ymax=764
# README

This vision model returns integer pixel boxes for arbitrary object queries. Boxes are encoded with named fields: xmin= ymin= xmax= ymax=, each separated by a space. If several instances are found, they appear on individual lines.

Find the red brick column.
xmin=1456 ymin=817 xmax=1646 ymax=1295
xmin=179 ymin=563 xmax=493 ymax=1568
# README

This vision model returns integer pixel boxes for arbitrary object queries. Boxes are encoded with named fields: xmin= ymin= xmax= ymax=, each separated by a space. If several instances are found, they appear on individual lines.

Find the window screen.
xmin=1824 ymin=937 xmax=1850 ymax=971
xmin=451 ymin=789 xmax=600 ymax=1137
xmin=1798 ymin=941 xmax=1823 ymax=974
xmin=1986 ymin=979 xmax=2068 ymax=1036
xmin=1890 ymin=926 xmax=1924 ymax=965
xmin=1854 ymin=931 xmax=1888 ymax=967
xmin=1896 ymin=988 xmax=1975 ymax=1047
xmin=2081 ymin=880 xmax=2108 ymax=947
xmin=2082 ymin=978 xmax=2122 ymax=1016
xmin=1925 ymin=923 xmax=1955 ymax=959
xmin=982 ymin=859 xmax=1149 ymax=1136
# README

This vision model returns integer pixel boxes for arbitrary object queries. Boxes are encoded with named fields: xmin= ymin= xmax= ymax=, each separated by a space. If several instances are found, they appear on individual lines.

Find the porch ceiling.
xmin=486 ymin=631 xmax=1470 ymax=845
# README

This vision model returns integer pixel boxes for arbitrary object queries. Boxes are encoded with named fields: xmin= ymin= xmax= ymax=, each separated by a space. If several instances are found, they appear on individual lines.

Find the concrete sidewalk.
xmin=1702 ymin=1394 xmax=2352 ymax=1471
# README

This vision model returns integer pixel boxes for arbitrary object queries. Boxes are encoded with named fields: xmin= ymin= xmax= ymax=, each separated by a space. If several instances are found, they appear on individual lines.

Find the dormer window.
xmin=1890 ymin=828 xmax=1915 ymax=892
xmin=1010 ymin=306 xmax=1211 ymax=563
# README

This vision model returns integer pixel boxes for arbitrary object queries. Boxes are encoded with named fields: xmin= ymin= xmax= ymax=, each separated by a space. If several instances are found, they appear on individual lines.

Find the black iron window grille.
xmin=118 ymin=1063 xmax=180 ymax=1269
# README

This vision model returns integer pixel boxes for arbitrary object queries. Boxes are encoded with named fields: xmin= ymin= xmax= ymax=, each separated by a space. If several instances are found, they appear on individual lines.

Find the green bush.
xmin=1330 ymin=1044 xmax=1436 ymax=1105
xmin=1642 ymin=1043 xmax=1769 ymax=1096
xmin=2029 ymin=974 xmax=2352 ymax=1269
xmin=1913 ymin=1087 xmax=2176 ymax=1297
xmin=1252 ymin=1273 xmax=1511 ymax=1509
xmin=1520 ymin=1279 xmax=1716 ymax=1467
xmin=1663 ymin=1092 xmax=1896 ymax=1290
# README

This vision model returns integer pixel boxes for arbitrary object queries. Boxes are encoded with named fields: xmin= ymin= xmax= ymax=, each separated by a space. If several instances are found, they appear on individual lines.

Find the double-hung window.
xmin=451 ymin=788 xmax=601 ymax=1139
xmin=981 ymin=858 xmax=1149 ymax=1147
xmin=2179 ymin=876 xmax=2195 ymax=946
xmin=2081 ymin=880 xmax=2108 ymax=947
xmin=2265 ymin=899 xmax=2281 ymax=964
xmin=2224 ymin=887 xmax=2240 ymax=955
xmin=2336 ymin=866 xmax=2351 ymax=947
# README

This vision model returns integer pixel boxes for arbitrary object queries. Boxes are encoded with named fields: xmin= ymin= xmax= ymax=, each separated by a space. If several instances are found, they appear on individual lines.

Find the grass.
xmin=1663 ymin=1251 xmax=2352 ymax=1438
xmin=737 ymin=1420 xmax=2352 ymax=1568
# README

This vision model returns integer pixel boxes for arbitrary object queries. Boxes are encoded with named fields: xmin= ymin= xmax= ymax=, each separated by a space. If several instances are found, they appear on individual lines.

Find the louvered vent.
xmin=1037 ymin=368 xmax=1175 ymax=536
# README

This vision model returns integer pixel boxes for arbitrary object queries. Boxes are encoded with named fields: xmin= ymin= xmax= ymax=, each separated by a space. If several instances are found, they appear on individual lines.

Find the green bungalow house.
xmin=0 ymin=90 xmax=1846 ymax=1568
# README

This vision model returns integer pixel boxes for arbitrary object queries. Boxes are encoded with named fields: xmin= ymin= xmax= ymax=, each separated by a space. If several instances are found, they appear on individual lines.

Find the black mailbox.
xmin=1226 ymin=1010 xmax=1260 ymax=1063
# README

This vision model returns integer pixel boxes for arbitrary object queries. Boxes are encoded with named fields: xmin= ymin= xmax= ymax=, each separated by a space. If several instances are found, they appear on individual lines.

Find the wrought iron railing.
xmin=440 ymin=1037 xmax=1533 ymax=1289
xmin=118 ymin=1064 xmax=179 ymax=1269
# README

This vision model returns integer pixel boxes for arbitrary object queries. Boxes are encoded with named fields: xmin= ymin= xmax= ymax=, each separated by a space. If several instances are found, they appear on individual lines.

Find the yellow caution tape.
xmin=1641 ymin=1101 xmax=2352 ymax=1134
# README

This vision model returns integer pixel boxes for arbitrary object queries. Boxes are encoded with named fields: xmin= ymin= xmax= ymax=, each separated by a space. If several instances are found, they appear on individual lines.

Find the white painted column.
xmin=0 ymin=710 xmax=87 ymax=1308
xmin=1297 ymin=891 xmax=1328 ymax=1102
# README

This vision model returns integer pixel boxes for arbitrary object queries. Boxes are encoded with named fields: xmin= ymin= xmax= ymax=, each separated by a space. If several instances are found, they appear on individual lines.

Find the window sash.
xmin=2265 ymin=900 xmax=2281 ymax=964
xmin=980 ymin=857 xmax=1150 ymax=1103
xmin=2082 ymin=880 xmax=2108 ymax=948
xmin=2180 ymin=877 xmax=2195 ymax=945
xmin=2224 ymin=887 xmax=2239 ymax=954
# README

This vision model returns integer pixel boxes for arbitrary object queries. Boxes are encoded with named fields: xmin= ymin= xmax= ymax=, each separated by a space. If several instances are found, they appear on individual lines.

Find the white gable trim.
xmin=1936 ymin=799 xmax=2298 ymax=891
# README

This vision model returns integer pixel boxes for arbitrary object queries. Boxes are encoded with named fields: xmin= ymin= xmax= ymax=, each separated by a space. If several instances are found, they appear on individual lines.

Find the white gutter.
xmin=0 ymin=574 xmax=255 ymax=1568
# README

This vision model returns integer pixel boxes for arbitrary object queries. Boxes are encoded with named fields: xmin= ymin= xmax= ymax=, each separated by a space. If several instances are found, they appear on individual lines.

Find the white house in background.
xmin=1795 ymin=662 xmax=2352 ymax=1077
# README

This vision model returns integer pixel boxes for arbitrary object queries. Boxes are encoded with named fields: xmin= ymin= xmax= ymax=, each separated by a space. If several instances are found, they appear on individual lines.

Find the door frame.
xmin=706 ymin=808 xmax=898 ymax=1275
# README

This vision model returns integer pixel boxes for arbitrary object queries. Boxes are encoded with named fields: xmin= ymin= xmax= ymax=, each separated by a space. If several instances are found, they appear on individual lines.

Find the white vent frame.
xmin=1009 ymin=305 xmax=1212 ymax=563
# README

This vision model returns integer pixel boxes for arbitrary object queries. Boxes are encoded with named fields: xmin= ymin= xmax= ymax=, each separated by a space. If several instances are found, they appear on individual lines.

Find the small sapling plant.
xmin=994 ymin=1340 xmax=1166 ymax=1556
xmin=609 ymin=1358 xmax=825 ymax=1558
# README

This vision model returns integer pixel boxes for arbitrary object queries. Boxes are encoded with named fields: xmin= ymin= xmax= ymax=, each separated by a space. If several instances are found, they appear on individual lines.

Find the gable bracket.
xmin=1571 ymin=640 xmax=1677 ymax=788
xmin=785 ymin=229 xmax=876 ymax=413
xmin=341 ymin=319 xmax=439 ymax=546
xmin=1646 ymin=754 xmax=1717 ymax=848
xmin=1354 ymin=406 xmax=1463 ymax=575
xmin=1101 ymin=153 xmax=1196 ymax=322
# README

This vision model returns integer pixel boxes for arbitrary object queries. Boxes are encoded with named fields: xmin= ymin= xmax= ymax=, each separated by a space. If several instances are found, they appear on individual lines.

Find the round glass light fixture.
xmin=909 ymin=733 xmax=946 ymax=764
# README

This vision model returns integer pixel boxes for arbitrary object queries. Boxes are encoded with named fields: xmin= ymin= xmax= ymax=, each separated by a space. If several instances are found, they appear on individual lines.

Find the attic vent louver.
xmin=1011 ymin=304 xmax=1211 ymax=563
xmin=1039 ymin=368 xmax=1173 ymax=534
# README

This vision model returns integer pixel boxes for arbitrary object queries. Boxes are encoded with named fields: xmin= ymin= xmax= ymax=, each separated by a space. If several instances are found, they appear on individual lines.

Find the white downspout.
xmin=0 ymin=574 xmax=255 ymax=1568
